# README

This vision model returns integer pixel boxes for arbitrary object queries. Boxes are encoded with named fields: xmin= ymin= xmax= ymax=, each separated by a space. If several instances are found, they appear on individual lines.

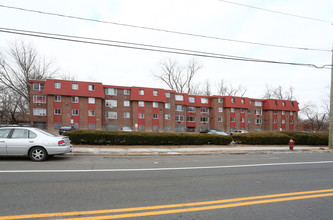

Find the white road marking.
xmin=0 ymin=161 xmax=333 ymax=173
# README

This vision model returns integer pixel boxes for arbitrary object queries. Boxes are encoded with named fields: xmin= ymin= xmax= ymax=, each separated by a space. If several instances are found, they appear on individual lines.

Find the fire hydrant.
xmin=289 ymin=139 xmax=295 ymax=150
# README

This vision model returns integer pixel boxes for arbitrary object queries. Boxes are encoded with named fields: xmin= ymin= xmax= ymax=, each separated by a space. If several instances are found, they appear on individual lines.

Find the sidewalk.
xmin=71 ymin=145 xmax=331 ymax=156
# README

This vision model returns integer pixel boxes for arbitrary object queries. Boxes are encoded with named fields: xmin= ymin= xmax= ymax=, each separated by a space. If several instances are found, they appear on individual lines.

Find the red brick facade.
xmin=29 ymin=79 xmax=299 ymax=133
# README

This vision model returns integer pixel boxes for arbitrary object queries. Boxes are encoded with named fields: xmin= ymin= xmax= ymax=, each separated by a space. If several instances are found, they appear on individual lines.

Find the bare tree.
xmin=216 ymin=80 xmax=247 ymax=97
xmin=0 ymin=41 xmax=65 ymax=123
xmin=300 ymin=102 xmax=328 ymax=131
xmin=154 ymin=58 xmax=202 ymax=94
xmin=262 ymin=85 xmax=296 ymax=100
xmin=200 ymin=80 xmax=211 ymax=96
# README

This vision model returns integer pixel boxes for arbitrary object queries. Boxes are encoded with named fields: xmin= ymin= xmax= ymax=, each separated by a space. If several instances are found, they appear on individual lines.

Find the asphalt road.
xmin=0 ymin=152 xmax=333 ymax=219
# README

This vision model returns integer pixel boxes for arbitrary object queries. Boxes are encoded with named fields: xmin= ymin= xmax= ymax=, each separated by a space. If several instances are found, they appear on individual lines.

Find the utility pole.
xmin=329 ymin=47 xmax=333 ymax=149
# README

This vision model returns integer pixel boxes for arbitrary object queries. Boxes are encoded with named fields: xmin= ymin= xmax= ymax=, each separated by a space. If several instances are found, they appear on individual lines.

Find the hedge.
xmin=65 ymin=130 xmax=233 ymax=145
xmin=232 ymin=131 xmax=328 ymax=145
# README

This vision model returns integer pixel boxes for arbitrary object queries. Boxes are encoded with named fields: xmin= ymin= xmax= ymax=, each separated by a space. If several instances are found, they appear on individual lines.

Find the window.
xmin=33 ymin=108 xmax=46 ymax=116
xmin=175 ymin=115 xmax=184 ymax=122
xmin=282 ymin=119 xmax=286 ymax=124
xmin=255 ymin=110 xmax=262 ymax=115
xmin=54 ymin=122 xmax=61 ymax=129
xmin=187 ymin=116 xmax=196 ymax=122
xmin=138 ymin=101 xmax=144 ymax=107
xmin=218 ymin=107 xmax=223 ymax=113
xmin=218 ymin=117 xmax=223 ymax=122
xmin=176 ymin=105 xmax=184 ymax=111
xmin=248 ymin=109 xmax=251 ymax=114
xmin=153 ymin=91 xmax=158 ymax=96
xmin=106 ymin=111 xmax=117 ymax=119
xmin=241 ymin=108 xmax=244 ymax=113
xmin=105 ymin=88 xmax=117 ymax=95
xmin=175 ymin=95 xmax=184 ymax=101
xmin=89 ymin=110 xmax=95 ymax=116
xmin=0 ymin=129 xmax=11 ymax=138
xmin=231 ymin=108 xmax=235 ymax=113
xmin=175 ymin=126 xmax=185 ymax=132
xmin=291 ymin=102 xmax=294 ymax=107
xmin=139 ymin=125 xmax=145 ymax=131
xmin=72 ymin=96 xmax=79 ymax=103
xmin=164 ymin=126 xmax=171 ymax=132
xmin=72 ymin=109 xmax=79 ymax=116
xmin=200 ymin=117 xmax=209 ymax=123
xmin=165 ymin=114 xmax=170 ymax=120
xmin=139 ymin=89 xmax=144 ymax=95
xmin=290 ymin=111 xmax=293 ymax=116
xmin=274 ymin=119 xmax=277 ymax=124
xmin=248 ymin=118 xmax=251 ymax=123
xmin=241 ymin=99 xmax=245 ymax=104
xmin=231 ymin=98 xmax=235 ymax=103
xmin=255 ymin=119 xmax=262 ymax=124
xmin=189 ymin=97 xmax=196 ymax=103
xmin=274 ymin=101 xmax=277 ymax=106
xmin=124 ymin=112 xmax=130 ymax=118
xmin=165 ymin=92 xmax=170 ymax=98
xmin=88 ymin=98 xmax=95 ymax=104
xmin=89 ymin=123 xmax=95 ymax=130
xmin=153 ymin=113 xmax=158 ymax=119
xmin=105 ymin=100 xmax=117 ymax=108
xmin=72 ymin=83 xmax=78 ymax=90
xmin=201 ymin=107 xmax=208 ymax=113
xmin=153 ymin=102 xmax=158 ymax=108
xmin=139 ymin=113 xmax=144 ymax=118
xmin=33 ymin=83 xmax=44 ymax=91
xmin=124 ymin=89 xmax=130 ymax=95
xmin=255 ymin=101 xmax=262 ymax=107
xmin=201 ymin=98 xmax=209 ymax=104
xmin=54 ymin=82 xmax=61 ymax=89
xmin=282 ymin=102 xmax=286 ymax=106
xmin=165 ymin=103 xmax=170 ymax=109
xmin=290 ymin=119 xmax=293 ymax=124
xmin=88 ymin=84 xmax=95 ymax=91
xmin=274 ymin=110 xmax=277 ymax=114
xmin=153 ymin=126 xmax=159 ymax=132
xmin=218 ymin=98 xmax=223 ymax=103
xmin=124 ymin=101 xmax=130 ymax=107
xmin=54 ymin=109 xmax=61 ymax=115
xmin=54 ymin=95 xmax=61 ymax=102
xmin=231 ymin=117 xmax=235 ymax=122
xmin=187 ymin=106 xmax=196 ymax=112
xmin=282 ymin=110 xmax=285 ymax=115
xmin=33 ymin=95 xmax=46 ymax=104
xmin=106 ymin=124 xmax=117 ymax=131
xmin=241 ymin=118 xmax=245 ymax=123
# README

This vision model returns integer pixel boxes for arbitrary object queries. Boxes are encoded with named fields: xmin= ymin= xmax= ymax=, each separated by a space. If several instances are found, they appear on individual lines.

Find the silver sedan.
xmin=0 ymin=127 xmax=72 ymax=161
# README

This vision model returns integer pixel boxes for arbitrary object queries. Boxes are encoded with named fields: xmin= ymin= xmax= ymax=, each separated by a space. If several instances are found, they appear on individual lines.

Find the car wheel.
xmin=29 ymin=147 xmax=48 ymax=161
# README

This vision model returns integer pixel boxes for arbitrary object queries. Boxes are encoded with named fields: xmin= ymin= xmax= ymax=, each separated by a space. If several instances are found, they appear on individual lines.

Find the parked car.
xmin=59 ymin=126 xmax=75 ymax=135
xmin=0 ymin=127 xmax=72 ymax=161
xmin=231 ymin=130 xmax=248 ymax=135
xmin=121 ymin=127 xmax=132 ymax=131
xmin=208 ymin=130 xmax=229 ymax=136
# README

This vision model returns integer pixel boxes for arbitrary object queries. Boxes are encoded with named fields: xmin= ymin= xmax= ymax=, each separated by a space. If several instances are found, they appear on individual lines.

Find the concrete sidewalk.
xmin=71 ymin=145 xmax=331 ymax=156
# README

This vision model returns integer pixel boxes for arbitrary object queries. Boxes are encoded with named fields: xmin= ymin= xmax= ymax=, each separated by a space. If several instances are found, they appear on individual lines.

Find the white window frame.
xmin=72 ymin=96 xmax=79 ymax=103
xmin=201 ymin=98 xmax=209 ymax=104
xmin=89 ymin=110 xmax=95 ymax=116
xmin=153 ymin=102 xmax=158 ymax=108
xmin=72 ymin=83 xmax=78 ymax=90
xmin=175 ymin=95 xmax=184 ymax=101
xmin=105 ymin=100 xmax=117 ymax=108
xmin=88 ymin=98 xmax=95 ymax=104
xmin=176 ymin=105 xmax=184 ymax=111
xmin=165 ymin=114 xmax=170 ymax=120
xmin=218 ymin=107 xmax=223 ymax=113
xmin=138 ymin=101 xmax=144 ymax=107
xmin=124 ymin=101 xmax=130 ymax=107
xmin=124 ymin=89 xmax=130 ymax=95
xmin=88 ymin=84 xmax=95 ymax=91
xmin=72 ymin=109 xmax=79 ymax=116
xmin=54 ymin=108 xmax=61 ymax=115
xmin=165 ymin=92 xmax=170 ymax=98
xmin=153 ymin=113 xmax=158 ymax=119
xmin=153 ymin=91 xmax=158 ymax=96
xmin=175 ymin=115 xmax=184 ymax=122
xmin=54 ymin=95 xmax=61 ymax=102
xmin=139 ymin=113 xmax=145 ymax=119
xmin=124 ymin=112 xmax=130 ymax=118
xmin=33 ymin=95 xmax=46 ymax=104
xmin=54 ymin=82 xmax=61 ymax=89
xmin=33 ymin=108 xmax=46 ymax=116
xmin=165 ymin=103 xmax=170 ymax=109
xmin=139 ymin=89 xmax=144 ymax=95
xmin=189 ymin=97 xmax=196 ymax=103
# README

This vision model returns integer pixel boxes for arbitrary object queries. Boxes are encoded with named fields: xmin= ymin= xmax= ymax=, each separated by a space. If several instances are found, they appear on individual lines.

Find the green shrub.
xmin=232 ymin=131 xmax=328 ymax=145
xmin=232 ymin=132 xmax=290 ymax=145
xmin=65 ymin=130 xmax=233 ymax=146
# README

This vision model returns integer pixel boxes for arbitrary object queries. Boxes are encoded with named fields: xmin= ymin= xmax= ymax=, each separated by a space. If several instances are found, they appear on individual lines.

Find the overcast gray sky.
xmin=0 ymin=0 xmax=332 ymax=111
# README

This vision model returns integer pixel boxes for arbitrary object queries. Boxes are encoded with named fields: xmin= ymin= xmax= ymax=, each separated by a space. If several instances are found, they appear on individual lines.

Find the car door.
xmin=6 ymin=129 xmax=37 ymax=155
xmin=0 ymin=129 xmax=12 ymax=155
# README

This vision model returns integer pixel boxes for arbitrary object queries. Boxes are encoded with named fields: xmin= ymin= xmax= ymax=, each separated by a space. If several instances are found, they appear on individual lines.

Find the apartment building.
xmin=29 ymin=79 xmax=299 ymax=133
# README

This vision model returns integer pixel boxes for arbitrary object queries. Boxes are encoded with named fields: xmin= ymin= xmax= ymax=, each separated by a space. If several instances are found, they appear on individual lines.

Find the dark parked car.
xmin=59 ymin=126 xmax=75 ymax=135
